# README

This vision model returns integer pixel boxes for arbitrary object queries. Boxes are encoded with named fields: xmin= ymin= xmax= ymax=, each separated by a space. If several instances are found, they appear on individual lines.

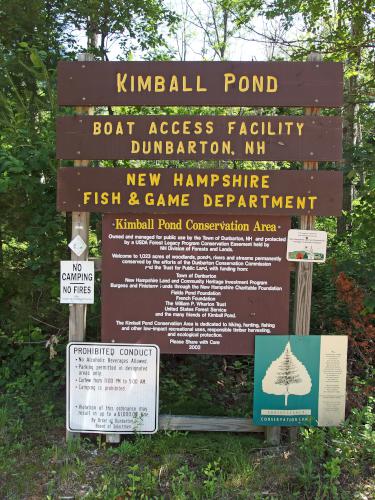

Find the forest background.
xmin=0 ymin=0 xmax=374 ymax=498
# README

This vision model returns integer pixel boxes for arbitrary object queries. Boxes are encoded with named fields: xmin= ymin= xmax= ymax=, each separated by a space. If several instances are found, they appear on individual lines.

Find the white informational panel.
xmin=317 ymin=336 xmax=348 ymax=426
xmin=67 ymin=343 xmax=160 ymax=434
xmin=287 ymin=229 xmax=327 ymax=263
xmin=60 ymin=260 xmax=94 ymax=304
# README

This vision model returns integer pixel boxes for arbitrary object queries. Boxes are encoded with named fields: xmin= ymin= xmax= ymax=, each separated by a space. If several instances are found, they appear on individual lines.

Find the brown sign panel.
xmin=101 ymin=214 xmax=290 ymax=354
xmin=57 ymin=61 xmax=343 ymax=107
xmin=56 ymin=115 xmax=342 ymax=161
xmin=57 ymin=167 xmax=343 ymax=216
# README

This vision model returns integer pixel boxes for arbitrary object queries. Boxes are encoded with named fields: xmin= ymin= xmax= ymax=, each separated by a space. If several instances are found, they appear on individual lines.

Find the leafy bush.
xmin=297 ymin=396 xmax=375 ymax=498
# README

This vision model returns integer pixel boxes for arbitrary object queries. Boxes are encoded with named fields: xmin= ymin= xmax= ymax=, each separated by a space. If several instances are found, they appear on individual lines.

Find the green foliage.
xmin=1 ymin=397 xmax=373 ymax=498
xmin=296 ymin=396 xmax=375 ymax=498
xmin=0 ymin=5 xmax=373 ymax=500
xmin=159 ymin=355 xmax=253 ymax=416
xmin=64 ymin=0 xmax=178 ymax=58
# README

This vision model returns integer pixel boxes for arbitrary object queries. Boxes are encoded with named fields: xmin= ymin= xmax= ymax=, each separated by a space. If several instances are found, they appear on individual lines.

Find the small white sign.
xmin=68 ymin=235 xmax=87 ymax=257
xmin=287 ymin=229 xmax=327 ymax=263
xmin=67 ymin=343 xmax=160 ymax=434
xmin=60 ymin=261 xmax=94 ymax=304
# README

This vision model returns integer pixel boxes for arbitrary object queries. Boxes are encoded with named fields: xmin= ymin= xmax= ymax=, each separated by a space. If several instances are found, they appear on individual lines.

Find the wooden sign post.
xmin=290 ymin=53 xmax=323 ymax=443
xmin=66 ymin=53 xmax=94 ymax=441
xmin=267 ymin=53 xmax=323 ymax=446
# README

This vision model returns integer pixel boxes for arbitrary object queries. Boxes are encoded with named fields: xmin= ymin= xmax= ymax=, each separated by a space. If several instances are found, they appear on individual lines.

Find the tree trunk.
xmin=337 ymin=10 xmax=364 ymax=235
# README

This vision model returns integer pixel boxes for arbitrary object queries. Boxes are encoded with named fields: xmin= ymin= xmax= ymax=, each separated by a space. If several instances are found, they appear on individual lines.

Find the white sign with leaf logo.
xmin=262 ymin=341 xmax=312 ymax=406
xmin=253 ymin=335 xmax=348 ymax=426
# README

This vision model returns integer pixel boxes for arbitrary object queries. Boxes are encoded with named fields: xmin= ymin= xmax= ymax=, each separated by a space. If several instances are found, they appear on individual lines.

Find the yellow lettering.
xmin=226 ymin=194 xmax=236 ymax=207
xmin=267 ymin=76 xmax=278 ymax=92
xmin=93 ymin=122 xmax=101 ymax=135
xmin=194 ymin=122 xmax=202 ymax=134
xmin=131 ymin=141 xmax=140 ymax=153
xmin=174 ymin=173 xmax=184 ymax=187
xmin=160 ymin=122 xmax=168 ymax=134
xmin=126 ymin=173 xmax=136 ymax=186
xmin=127 ymin=122 xmax=135 ymax=134
xmin=117 ymin=73 xmax=127 ymax=93
xmin=222 ymin=141 xmax=231 ymax=155
xmin=224 ymin=73 xmax=235 ymax=92
xmin=296 ymin=122 xmax=304 ymax=136
xmin=239 ymin=122 xmax=247 ymax=135
xmin=210 ymin=174 xmax=220 ymax=187
xmin=296 ymin=196 xmax=306 ymax=209
xmin=238 ymin=195 xmax=246 ymax=207
xmin=188 ymin=141 xmax=196 ymax=154
xmin=222 ymin=174 xmax=230 ymax=187
xmin=181 ymin=194 xmax=190 ymax=206
xmin=245 ymin=142 xmax=254 ymax=154
xmin=112 ymin=192 xmax=121 ymax=204
xmin=142 ymin=142 xmax=151 ymax=154
xmin=116 ymin=121 xmax=124 ymax=135
xmin=262 ymin=175 xmax=270 ymax=188
xmin=252 ymin=75 xmax=263 ymax=92
xmin=261 ymin=194 xmax=269 ymax=207
xmin=104 ymin=122 xmax=112 ymax=135
xmin=203 ymin=194 xmax=212 ymax=206
xmin=250 ymin=122 xmax=258 ymax=135
xmin=285 ymin=196 xmax=293 ymax=208
xmin=83 ymin=192 xmax=92 ymax=204
xmin=176 ymin=141 xmax=185 ymax=154
xmin=138 ymin=173 xmax=146 ymax=186
xmin=272 ymin=196 xmax=283 ymax=208
xmin=154 ymin=76 xmax=165 ymax=92
xmin=145 ymin=193 xmax=154 ymax=205
xmin=138 ymin=75 xmax=152 ymax=92
xmin=182 ymin=76 xmax=192 ymax=92
xmin=214 ymin=195 xmax=224 ymax=207
xmin=309 ymin=196 xmax=317 ymax=209
xmin=197 ymin=75 xmax=207 ymax=92
xmin=257 ymin=141 xmax=266 ymax=154
xmin=196 ymin=174 xmax=208 ymax=187
xmin=148 ymin=122 xmax=158 ymax=134
xmin=285 ymin=122 xmax=293 ymax=135
xmin=267 ymin=122 xmax=275 ymax=136
xmin=227 ymin=121 xmax=236 ymax=134
xmin=249 ymin=195 xmax=258 ymax=208
xmin=239 ymin=76 xmax=249 ymax=92
xmin=149 ymin=173 xmax=161 ymax=186
xmin=115 ymin=218 xmax=125 ymax=229
xmin=169 ymin=75 xmax=179 ymax=92
xmin=170 ymin=121 xmax=179 ymax=134
xmin=232 ymin=175 xmax=242 ymax=187
xmin=182 ymin=121 xmax=191 ymax=134
xmin=210 ymin=141 xmax=219 ymax=154
xmin=249 ymin=175 xmax=259 ymax=188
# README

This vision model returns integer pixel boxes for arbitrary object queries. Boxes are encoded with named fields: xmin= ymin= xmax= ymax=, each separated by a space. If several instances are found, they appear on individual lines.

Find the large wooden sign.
xmin=57 ymin=61 xmax=343 ymax=107
xmin=56 ymin=116 xmax=342 ymax=161
xmin=57 ymin=167 xmax=343 ymax=216
xmin=101 ymin=214 xmax=290 ymax=354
